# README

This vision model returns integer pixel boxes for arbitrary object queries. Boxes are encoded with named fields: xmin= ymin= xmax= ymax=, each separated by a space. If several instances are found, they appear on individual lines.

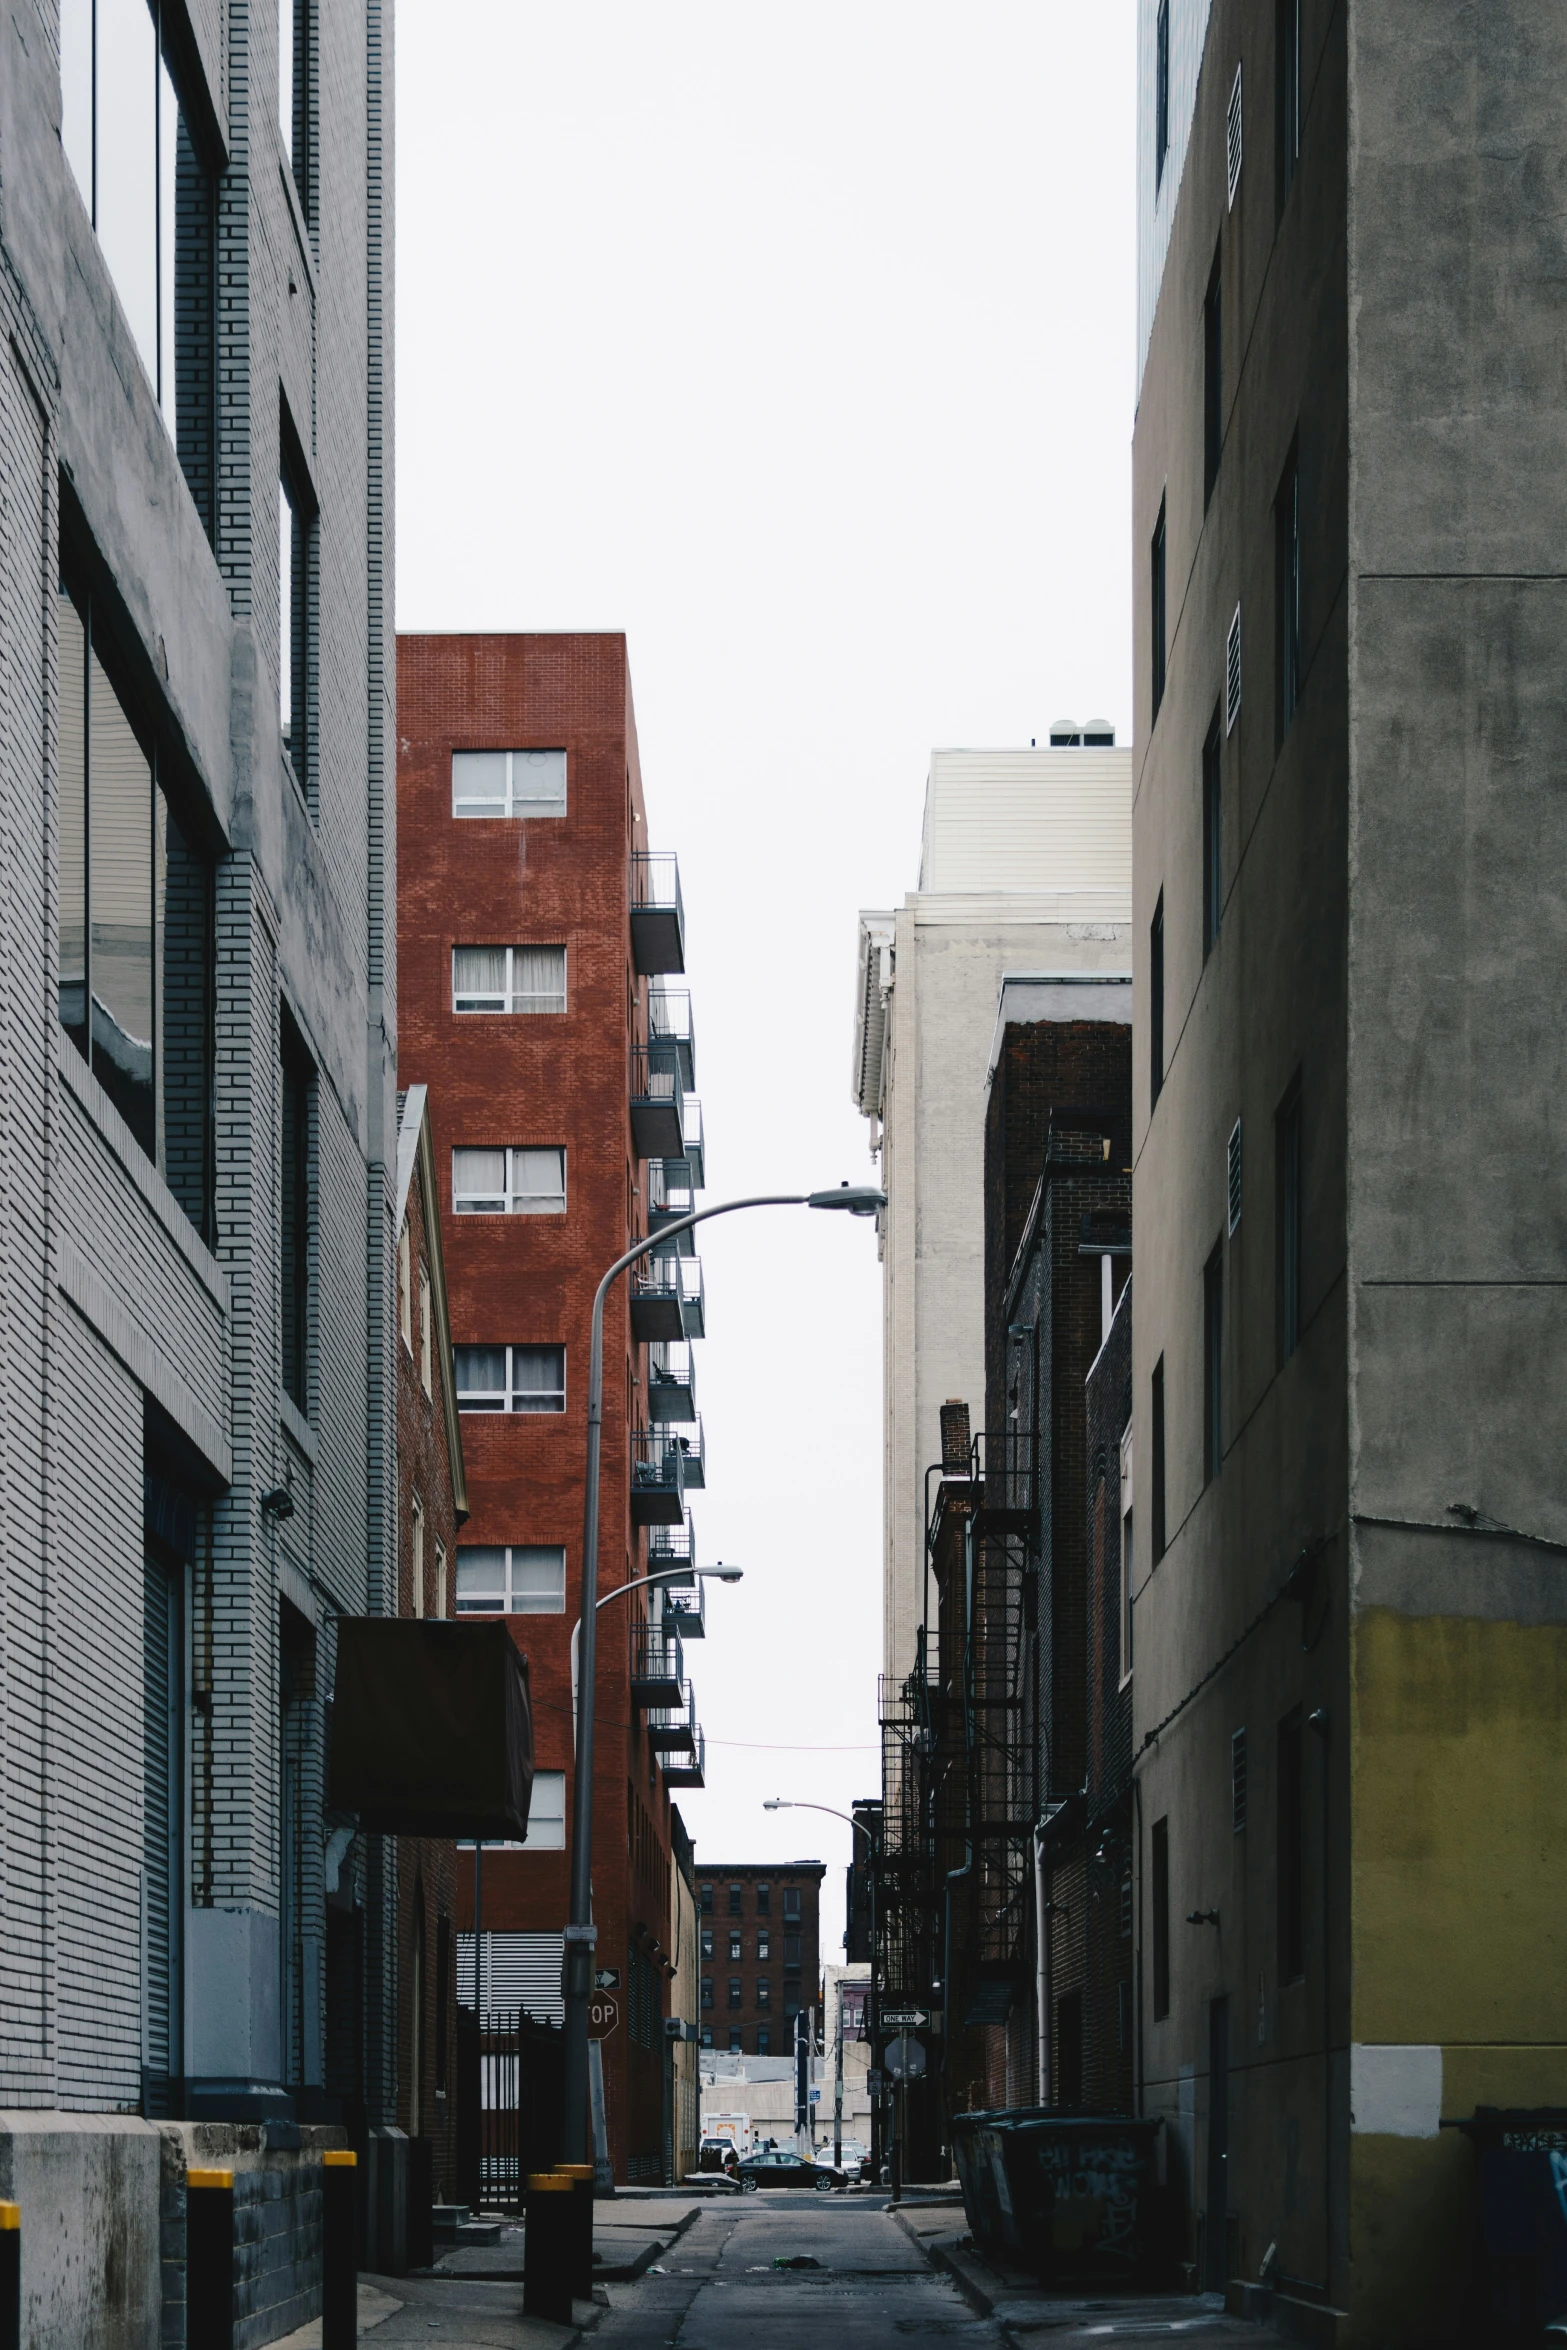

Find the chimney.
xmin=940 ymin=1399 xmax=972 ymax=1472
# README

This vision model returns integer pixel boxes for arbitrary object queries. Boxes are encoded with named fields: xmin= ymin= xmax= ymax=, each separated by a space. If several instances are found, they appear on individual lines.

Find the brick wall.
xmin=693 ymin=1865 xmax=825 ymax=2056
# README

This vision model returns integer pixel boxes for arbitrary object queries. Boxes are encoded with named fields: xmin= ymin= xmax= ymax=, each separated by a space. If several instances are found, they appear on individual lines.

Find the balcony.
xmin=630 ymin=1255 xmax=704 ymax=1346
xmin=649 ymin=988 xmax=695 ymax=1090
xmin=631 ymin=1425 xmax=687 ymax=1526
xmin=631 ymin=852 xmax=685 ymax=976
xmin=675 ymin=1415 xmax=706 ymax=1489
xmin=646 ymin=1683 xmax=698 ymax=1755
xmin=681 ymin=1098 xmax=706 ymax=1190
xmin=647 ymin=1511 xmax=696 ymax=1578
xmin=663 ymin=1727 xmax=705 ymax=1788
xmin=660 ymin=1578 xmax=706 ymax=1640
xmin=631 ymin=1625 xmax=686 ymax=1709
xmin=631 ymin=1042 xmax=684 ymax=1162
xmin=648 ymin=1341 xmax=698 ymax=1423
xmin=648 ymin=1159 xmax=697 ymax=1254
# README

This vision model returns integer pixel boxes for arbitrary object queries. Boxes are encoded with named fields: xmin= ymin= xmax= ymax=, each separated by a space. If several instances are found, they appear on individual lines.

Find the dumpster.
xmin=952 ymin=2109 xmax=1162 ymax=2282
xmin=1449 ymin=2109 xmax=1567 ymax=2339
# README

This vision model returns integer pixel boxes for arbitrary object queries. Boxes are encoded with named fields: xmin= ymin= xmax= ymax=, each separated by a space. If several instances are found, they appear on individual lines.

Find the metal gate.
xmin=456 ymin=2008 xmax=564 ymax=2211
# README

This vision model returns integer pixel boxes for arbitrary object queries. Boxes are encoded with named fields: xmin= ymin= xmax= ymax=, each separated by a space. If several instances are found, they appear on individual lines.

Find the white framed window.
xmin=454 ymin=1345 xmax=566 ymax=1414
xmin=1119 ymin=1421 xmax=1134 ymax=1688
xmin=418 ymin=1266 xmax=433 ymax=1395
xmin=398 ymin=1222 xmax=412 ymax=1351
xmin=451 ymin=945 xmax=567 ymax=1016
xmin=411 ymin=1492 xmax=425 ymax=1619
xmin=452 ymin=749 xmax=567 ymax=820
xmin=456 ymin=1770 xmax=566 ymax=1854
xmin=456 ymin=1544 xmax=567 ymax=1616
xmin=452 ymin=1147 xmax=566 ymax=1216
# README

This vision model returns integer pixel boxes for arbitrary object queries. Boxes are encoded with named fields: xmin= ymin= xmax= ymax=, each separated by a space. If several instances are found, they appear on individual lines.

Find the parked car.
xmin=833 ymin=2139 xmax=871 ymax=2182
xmin=737 ymin=2149 xmax=847 ymax=2194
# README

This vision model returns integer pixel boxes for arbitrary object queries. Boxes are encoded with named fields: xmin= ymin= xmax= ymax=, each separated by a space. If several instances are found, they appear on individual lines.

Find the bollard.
xmin=186 ymin=2169 xmax=235 ymax=2350
xmin=552 ymin=2164 xmax=595 ymax=2303
xmin=523 ymin=2173 xmax=574 ymax=2324
xmin=322 ymin=2149 xmax=358 ymax=2350
xmin=0 ymin=2200 xmax=18 ymax=2350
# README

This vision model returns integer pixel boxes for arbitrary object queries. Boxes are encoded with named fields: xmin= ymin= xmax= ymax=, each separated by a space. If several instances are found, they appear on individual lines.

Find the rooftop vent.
xmin=1083 ymin=719 xmax=1116 ymax=746
xmin=1048 ymin=719 xmax=1081 ymax=746
xmin=1049 ymin=719 xmax=1116 ymax=748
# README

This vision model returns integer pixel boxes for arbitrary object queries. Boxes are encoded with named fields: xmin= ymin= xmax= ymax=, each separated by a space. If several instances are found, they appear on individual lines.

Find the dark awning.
xmin=328 ymin=1618 xmax=535 ymax=1840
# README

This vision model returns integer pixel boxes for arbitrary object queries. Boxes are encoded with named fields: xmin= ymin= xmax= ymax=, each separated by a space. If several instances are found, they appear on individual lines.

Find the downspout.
xmin=941 ymin=1511 xmax=977 ymax=2089
xmin=1034 ymin=1818 xmax=1051 ymax=2105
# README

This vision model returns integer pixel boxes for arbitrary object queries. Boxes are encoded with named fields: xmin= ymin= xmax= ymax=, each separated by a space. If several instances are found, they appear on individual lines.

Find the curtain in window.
xmin=453 ymin=1148 xmax=506 ymax=1209
xmin=511 ymin=948 xmax=565 ymax=1013
xmin=511 ymin=1148 xmax=565 ymax=1210
xmin=455 ymin=1346 xmax=507 ymax=1408
xmin=453 ymin=947 xmax=506 ymax=1007
xmin=510 ymin=1348 xmax=564 ymax=1408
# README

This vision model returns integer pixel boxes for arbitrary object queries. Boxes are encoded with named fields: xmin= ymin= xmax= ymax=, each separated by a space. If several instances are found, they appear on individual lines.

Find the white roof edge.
xmin=394 ymin=1082 xmax=428 ymax=1228
xmin=985 ymin=973 xmax=1134 ymax=1084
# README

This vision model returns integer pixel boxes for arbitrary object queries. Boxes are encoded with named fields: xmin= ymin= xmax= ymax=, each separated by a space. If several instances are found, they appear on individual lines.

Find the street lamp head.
xmin=699 ymin=1564 xmax=743 ymax=1583
xmin=807 ymin=1183 xmax=887 ymax=1217
xmin=763 ymin=1799 xmax=787 ymax=1811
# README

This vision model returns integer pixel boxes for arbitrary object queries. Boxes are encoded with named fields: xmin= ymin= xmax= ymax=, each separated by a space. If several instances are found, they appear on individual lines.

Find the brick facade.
xmin=694 ymin=1866 xmax=825 ymax=2056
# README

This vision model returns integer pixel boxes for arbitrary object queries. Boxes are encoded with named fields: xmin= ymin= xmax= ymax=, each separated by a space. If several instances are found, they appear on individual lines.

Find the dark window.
xmin=728 ymin=1978 xmax=742 ymax=2010
xmin=756 ymin=1883 xmax=771 ymax=1914
xmin=757 ymin=2027 xmax=771 ymax=2053
xmin=701 ymin=1927 xmax=714 ymax=1960
xmin=728 ymin=2029 xmax=742 ymax=2052
xmin=434 ymin=1915 xmax=450 ymax=2094
xmin=1151 ymin=1817 xmax=1170 ymax=2020
xmin=1155 ymin=0 xmax=1170 ymax=188
xmin=57 ymin=566 xmax=216 ymax=1234
xmin=1278 ymin=1709 xmax=1304 ymax=1980
xmin=728 ymin=1933 xmax=742 ymax=1963
xmin=1277 ymin=1076 xmax=1304 ymax=1361
xmin=280 ymin=0 xmax=313 ymax=217
xmin=279 ymin=423 xmax=315 ymax=804
xmin=783 ymin=1932 xmax=802 ymax=1974
xmin=1203 ymin=246 xmax=1223 ymax=505
xmin=1150 ymin=892 xmax=1165 ymax=1108
xmin=1231 ymin=1730 xmax=1248 ymax=1835
xmin=280 ymin=1020 xmax=313 ymax=1412
xmin=1151 ymin=1356 xmax=1167 ymax=1564
xmin=782 ymin=1887 xmax=801 ymax=1920
xmin=756 ymin=1976 xmax=771 ymax=2007
xmin=700 ymin=1883 xmax=713 ymax=1914
xmin=1203 ymin=1243 xmax=1224 ymax=1485
xmin=1056 ymin=1991 xmax=1083 ymax=2109
xmin=700 ymin=1976 xmax=713 ymax=2009
xmin=757 ymin=1930 xmax=770 ymax=1960
xmin=1202 ymin=712 xmax=1223 ymax=958
xmin=700 ymin=2026 xmax=712 ymax=2047
xmin=1150 ymin=500 xmax=1167 ymax=721
xmin=729 ymin=1884 xmax=742 ymax=1916
xmin=1275 ymin=441 xmax=1301 ymax=742
xmin=1276 ymin=0 xmax=1301 ymax=211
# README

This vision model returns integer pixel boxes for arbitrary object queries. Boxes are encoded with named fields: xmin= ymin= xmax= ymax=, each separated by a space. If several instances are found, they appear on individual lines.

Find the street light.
xmin=562 ymin=1183 xmax=886 ymax=2171
xmin=571 ymin=1564 xmax=744 ymax=1751
xmin=763 ymin=1798 xmax=874 ymax=1843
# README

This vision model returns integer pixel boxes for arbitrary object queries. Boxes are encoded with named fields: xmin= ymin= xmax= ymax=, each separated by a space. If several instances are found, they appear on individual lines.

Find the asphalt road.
xmin=590 ymin=2194 xmax=1002 ymax=2348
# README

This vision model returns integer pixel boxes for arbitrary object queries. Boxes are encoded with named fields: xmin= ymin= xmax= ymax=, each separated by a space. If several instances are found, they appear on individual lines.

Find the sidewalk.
xmin=431 ymin=2194 xmax=706 ymax=2282
xmin=271 ymin=2278 xmax=598 ymax=2350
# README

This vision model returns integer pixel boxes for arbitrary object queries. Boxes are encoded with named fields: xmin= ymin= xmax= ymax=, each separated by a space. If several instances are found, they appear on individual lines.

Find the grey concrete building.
xmin=0 ymin=0 xmax=397 ymax=2331
xmin=1132 ymin=3 xmax=1567 ymax=2340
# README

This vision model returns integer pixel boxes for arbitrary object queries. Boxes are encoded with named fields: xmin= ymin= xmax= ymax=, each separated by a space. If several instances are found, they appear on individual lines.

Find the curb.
xmin=891 ymin=2212 xmax=999 ymax=2321
xmin=434 ymin=2199 xmax=705 ymax=2287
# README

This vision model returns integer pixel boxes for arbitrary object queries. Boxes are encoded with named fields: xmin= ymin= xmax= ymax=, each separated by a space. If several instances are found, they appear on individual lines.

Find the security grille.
xmin=1227 ymin=1118 xmax=1243 ymax=1234
xmin=1226 ymin=63 xmax=1243 ymax=208
xmin=1226 ymin=604 xmax=1243 ymax=734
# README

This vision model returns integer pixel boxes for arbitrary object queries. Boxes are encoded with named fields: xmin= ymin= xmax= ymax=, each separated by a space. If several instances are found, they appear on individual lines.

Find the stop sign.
xmin=587 ymin=1993 xmax=619 ymax=2039
xmin=884 ymin=2034 xmax=925 ymax=2079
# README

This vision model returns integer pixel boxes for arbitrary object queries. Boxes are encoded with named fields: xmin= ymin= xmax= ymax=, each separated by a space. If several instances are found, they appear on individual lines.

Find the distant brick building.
xmin=1083 ymin=1273 xmax=1134 ymax=2115
xmin=694 ymin=1863 xmax=825 ymax=2055
xmin=396 ymin=634 xmax=708 ymax=2183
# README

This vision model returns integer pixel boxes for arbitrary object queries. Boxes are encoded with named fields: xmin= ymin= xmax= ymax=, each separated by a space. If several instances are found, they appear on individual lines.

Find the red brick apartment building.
xmin=396 ymin=635 xmax=709 ymax=2182
xmin=696 ymin=1863 xmax=825 ymax=2055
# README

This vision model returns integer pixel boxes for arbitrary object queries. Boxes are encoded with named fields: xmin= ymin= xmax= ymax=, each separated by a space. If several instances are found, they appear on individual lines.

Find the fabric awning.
xmin=328 ymin=1617 xmax=534 ymax=1840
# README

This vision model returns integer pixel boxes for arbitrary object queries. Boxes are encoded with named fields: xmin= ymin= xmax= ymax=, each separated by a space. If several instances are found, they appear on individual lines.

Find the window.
xmin=728 ymin=1933 xmax=742 ymax=1963
xmin=1232 ymin=1729 xmax=1248 ymax=1834
xmin=757 ymin=2027 xmax=771 ymax=2054
xmin=755 ymin=1882 xmax=771 ymax=1914
xmin=700 ymin=1977 xmax=714 ymax=2010
xmin=700 ymin=1884 xmax=713 ymax=1915
xmin=60 ymin=0 xmax=214 ymax=524
xmin=452 ymin=945 xmax=567 ymax=1016
xmin=455 ymin=1345 xmax=565 ymax=1414
xmin=1276 ymin=443 xmax=1301 ymax=742
xmin=1151 ymin=1356 xmax=1167 ymax=1564
xmin=727 ymin=1978 xmax=742 ymax=2010
xmin=1149 ymin=892 xmax=1165 ymax=1109
xmin=1202 ymin=712 xmax=1223 ymax=957
xmin=281 ymin=1022 xmax=313 ymax=1412
xmin=434 ymin=1542 xmax=447 ymax=1620
xmin=701 ymin=1927 xmax=714 ymax=1960
xmin=1226 ymin=603 xmax=1243 ymax=736
xmin=418 ymin=1268 xmax=432 ymax=1396
xmin=452 ymin=749 xmax=567 ymax=819
xmin=783 ymin=1933 xmax=802 ymax=1974
xmin=1150 ymin=499 xmax=1167 ymax=721
xmin=521 ymin=1772 xmax=566 ymax=1850
xmin=57 ymin=572 xmax=215 ymax=1232
xmin=1203 ymin=249 xmax=1222 ymax=507
xmin=1225 ymin=62 xmax=1243 ymax=207
xmin=398 ymin=1223 xmax=412 ymax=1350
xmin=1203 ymin=1244 xmax=1224 ymax=1485
xmin=1227 ymin=1119 xmax=1243 ymax=1236
xmin=729 ymin=1885 xmax=742 ymax=1916
xmin=452 ymin=1146 xmax=566 ymax=1215
xmin=1155 ymin=0 xmax=1170 ymax=188
xmin=782 ymin=1887 xmax=801 ymax=1921
xmin=1151 ymin=1816 xmax=1170 ymax=2020
xmin=1277 ymin=1077 xmax=1303 ymax=1362
xmin=278 ymin=446 xmax=314 ymax=799
xmin=783 ymin=1995 xmax=801 ymax=2022
xmin=756 ymin=1976 xmax=770 ymax=2007
xmin=1118 ymin=1422 xmax=1134 ymax=1688
xmin=410 ymin=1493 xmax=424 ymax=1619
xmin=279 ymin=0 xmax=311 ymax=214
xmin=757 ymin=1930 xmax=770 ymax=1961
xmin=455 ymin=1545 xmax=566 ymax=1616
xmin=700 ymin=2027 xmax=713 ymax=2047
xmin=1278 ymin=1710 xmax=1304 ymax=1979
xmin=1277 ymin=0 xmax=1302 ymax=209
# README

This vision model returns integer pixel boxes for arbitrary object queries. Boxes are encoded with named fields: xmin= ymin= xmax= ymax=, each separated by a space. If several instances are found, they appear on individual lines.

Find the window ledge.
xmin=278 ymin=155 xmax=318 ymax=302
xmin=281 ymin=1390 xmax=317 ymax=1462
xmin=57 ymin=1032 xmax=227 ymax=1311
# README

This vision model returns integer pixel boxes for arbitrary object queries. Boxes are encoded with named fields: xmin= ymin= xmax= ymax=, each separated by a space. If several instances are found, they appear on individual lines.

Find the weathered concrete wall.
xmin=0 ymin=2116 xmax=161 ymax=2350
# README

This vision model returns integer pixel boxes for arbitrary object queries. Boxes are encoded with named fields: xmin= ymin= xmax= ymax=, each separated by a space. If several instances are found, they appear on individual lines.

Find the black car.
xmin=736 ymin=2149 xmax=846 ymax=2193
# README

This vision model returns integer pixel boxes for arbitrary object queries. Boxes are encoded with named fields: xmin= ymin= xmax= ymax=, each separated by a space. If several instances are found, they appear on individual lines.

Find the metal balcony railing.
xmin=648 ymin=988 xmax=696 ymax=1090
xmin=648 ymin=1158 xmax=697 ymax=1254
xmin=631 ymin=1425 xmax=686 ymax=1526
xmin=647 ymin=1511 xmax=695 ymax=1576
xmin=660 ymin=1578 xmax=706 ymax=1640
xmin=648 ymin=1340 xmax=697 ymax=1422
xmin=631 ymin=1625 xmax=685 ymax=1709
xmin=674 ymin=1415 xmax=706 ymax=1488
xmin=681 ymin=1097 xmax=705 ymax=1190
xmin=630 ymin=1255 xmax=704 ymax=1345
xmin=646 ymin=1682 xmax=698 ymax=1755
xmin=663 ymin=1727 xmax=705 ymax=1787
xmin=630 ymin=1042 xmax=685 ymax=1162
xmin=630 ymin=852 xmax=685 ymax=976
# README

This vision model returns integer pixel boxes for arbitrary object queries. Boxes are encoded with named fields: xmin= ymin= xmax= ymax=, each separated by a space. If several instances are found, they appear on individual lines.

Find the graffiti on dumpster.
xmin=1031 ymin=2135 xmax=1145 ymax=2260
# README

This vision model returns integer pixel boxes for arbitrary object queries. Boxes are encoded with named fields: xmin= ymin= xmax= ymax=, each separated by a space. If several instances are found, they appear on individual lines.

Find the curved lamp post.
xmin=562 ymin=1183 xmax=884 ymax=2169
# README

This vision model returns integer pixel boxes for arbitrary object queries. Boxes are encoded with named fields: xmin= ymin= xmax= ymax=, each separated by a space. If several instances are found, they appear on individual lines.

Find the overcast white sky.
xmin=397 ymin=3 xmax=1136 ymax=1953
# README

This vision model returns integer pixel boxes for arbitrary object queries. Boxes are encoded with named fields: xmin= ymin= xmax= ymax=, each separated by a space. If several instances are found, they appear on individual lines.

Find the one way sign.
xmin=595 ymin=1969 xmax=622 ymax=1991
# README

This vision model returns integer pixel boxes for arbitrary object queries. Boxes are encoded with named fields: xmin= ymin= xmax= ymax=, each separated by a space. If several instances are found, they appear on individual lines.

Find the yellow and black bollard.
xmin=0 ymin=2199 xmax=18 ymax=2350
xmin=322 ymin=2149 xmax=358 ymax=2350
xmin=552 ymin=2163 xmax=596 ymax=2304
xmin=186 ymin=2168 xmax=235 ymax=2350
xmin=523 ymin=2172 xmax=575 ymax=2323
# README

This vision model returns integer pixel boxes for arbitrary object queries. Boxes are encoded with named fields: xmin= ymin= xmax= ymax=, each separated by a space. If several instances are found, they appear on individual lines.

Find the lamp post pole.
xmin=561 ymin=1186 xmax=884 ymax=2171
